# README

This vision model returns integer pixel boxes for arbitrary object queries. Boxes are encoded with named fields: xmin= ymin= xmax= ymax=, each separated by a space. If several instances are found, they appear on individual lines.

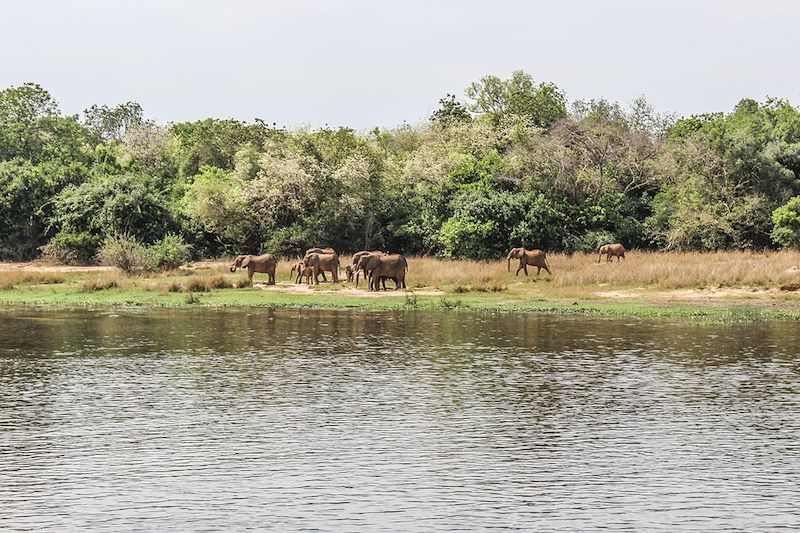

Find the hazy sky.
xmin=2 ymin=0 xmax=799 ymax=128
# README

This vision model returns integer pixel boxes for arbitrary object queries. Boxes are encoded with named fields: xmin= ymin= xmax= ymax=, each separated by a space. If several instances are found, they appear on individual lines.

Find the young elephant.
xmin=303 ymin=252 xmax=340 ymax=284
xmin=599 ymin=243 xmax=626 ymax=263
xmin=345 ymin=264 xmax=355 ymax=283
xmin=230 ymin=253 xmax=278 ymax=284
xmin=506 ymin=247 xmax=551 ymax=277
xmin=291 ymin=261 xmax=314 ymax=284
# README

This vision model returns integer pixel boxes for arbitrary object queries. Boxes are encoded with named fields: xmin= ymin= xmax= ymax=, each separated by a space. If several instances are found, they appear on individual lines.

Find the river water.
xmin=0 ymin=307 xmax=798 ymax=531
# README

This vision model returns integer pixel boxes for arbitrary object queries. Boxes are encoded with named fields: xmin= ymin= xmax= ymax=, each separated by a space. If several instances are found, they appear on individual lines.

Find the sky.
xmin=1 ymin=0 xmax=799 ymax=129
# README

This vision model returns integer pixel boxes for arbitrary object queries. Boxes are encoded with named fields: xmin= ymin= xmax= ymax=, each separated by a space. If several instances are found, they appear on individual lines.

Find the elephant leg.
xmin=536 ymin=266 xmax=541 ymax=277
xmin=515 ymin=265 xmax=522 ymax=276
xmin=543 ymin=265 xmax=552 ymax=275
xmin=269 ymin=272 xmax=275 ymax=285
xmin=320 ymin=271 xmax=328 ymax=282
xmin=523 ymin=264 xmax=529 ymax=277
xmin=248 ymin=269 xmax=254 ymax=283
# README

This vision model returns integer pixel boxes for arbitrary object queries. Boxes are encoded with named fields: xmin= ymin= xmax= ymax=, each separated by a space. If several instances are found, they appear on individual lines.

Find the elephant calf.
xmin=598 ymin=243 xmax=626 ymax=263
xmin=230 ymin=254 xmax=277 ymax=285
xmin=291 ymin=262 xmax=314 ymax=284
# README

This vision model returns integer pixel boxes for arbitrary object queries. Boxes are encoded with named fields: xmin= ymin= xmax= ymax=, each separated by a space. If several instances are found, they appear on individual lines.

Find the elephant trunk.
xmin=506 ymin=254 xmax=512 ymax=272
xmin=229 ymin=265 xmax=237 ymax=273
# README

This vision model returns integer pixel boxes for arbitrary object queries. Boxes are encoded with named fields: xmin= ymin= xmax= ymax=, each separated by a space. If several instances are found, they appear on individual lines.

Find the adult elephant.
xmin=599 ymin=243 xmax=626 ymax=263
xmin=506 ymin=247 xmax=551 ymax=277
xmin=230 ymin=254 xmax=277 ymax=284
xmin=305 ymin=248 xmax=337 ymax=281
xmin=304 ymin=252 xmax=340 ymax=284
xmin=356 ymin=253 xmax=407 ymax=291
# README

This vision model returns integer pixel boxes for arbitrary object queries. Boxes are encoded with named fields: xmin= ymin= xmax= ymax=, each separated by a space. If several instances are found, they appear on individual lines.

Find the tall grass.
xmin=0 ymin=271 xmax=66 ymax=289
xmin=404 ymin=250 xmax=800 ymax=290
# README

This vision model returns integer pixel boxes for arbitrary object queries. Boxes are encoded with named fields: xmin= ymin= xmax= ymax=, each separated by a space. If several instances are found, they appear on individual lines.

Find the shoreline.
xmin=2 ymin=257 xmax=799 ymax=323
xmin=1 ymin=283 xmax=798 ymax=323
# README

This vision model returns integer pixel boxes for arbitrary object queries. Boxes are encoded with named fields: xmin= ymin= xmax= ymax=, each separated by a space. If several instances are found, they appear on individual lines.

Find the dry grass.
xmin=547 ymin=250 xmax=800 ymax=289
xmin=77 ymin=272 xmax=129 ymax=292
xmin=5 ymin=250 xmax=800 ymax=298
xmin=0 ymin=270 xmax=67 ymax=289
xmin=399 ymin=251 xmax=800 ymax=291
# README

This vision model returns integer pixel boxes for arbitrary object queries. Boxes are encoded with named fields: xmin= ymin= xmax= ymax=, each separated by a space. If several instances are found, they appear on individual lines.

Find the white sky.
xmin=1 ymin=0 xmax=799 ymax=128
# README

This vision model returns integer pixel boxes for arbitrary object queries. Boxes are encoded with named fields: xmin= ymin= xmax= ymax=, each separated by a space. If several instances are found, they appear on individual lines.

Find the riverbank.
xmin=2 ymin=252 xmax=800 ymax=322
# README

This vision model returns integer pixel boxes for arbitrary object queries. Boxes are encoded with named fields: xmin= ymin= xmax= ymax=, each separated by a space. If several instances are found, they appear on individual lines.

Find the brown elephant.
xmin=230 ymin=253 xmax=277 ymax=284
xmin=351 ymin=250 xmax=385 ymax=265
xmin=305 ymin=248 xmax=337 ymax=281
xmin=599 ymin=243 xmax=626 ymax=263
xmin=506 ymin=247 xmax=551 ymax=277
xmin=344 ymin=264 xmax=355 ymax=283
xmin=290 ymin=261 xmax=314 ymax=284
xmin=356 ymin=253 xmax=407 ymax=291
xmin=303 ymin=252 xmax=340 ymax=284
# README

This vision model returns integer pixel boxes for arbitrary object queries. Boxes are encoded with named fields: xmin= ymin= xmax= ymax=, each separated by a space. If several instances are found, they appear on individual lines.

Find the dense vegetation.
xmin=2 ymin=71 xmax=800 ymax=263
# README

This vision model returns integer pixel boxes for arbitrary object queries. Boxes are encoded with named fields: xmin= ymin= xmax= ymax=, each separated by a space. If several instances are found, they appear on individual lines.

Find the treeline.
xmin=2 ymin=71 xmax=800 ymax=263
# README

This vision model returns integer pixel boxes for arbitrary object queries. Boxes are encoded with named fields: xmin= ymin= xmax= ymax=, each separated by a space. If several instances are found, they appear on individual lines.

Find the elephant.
xmin=599 ymin=243 xmax=626 ymax=263
xmin=345 ymin=264 xmax=355 ymax=283
xmin=290 ymin=261 xmax=314 ymax=284
xmin=351 ymin=250 xmax=385 ymax=265
xmin=303 ymin=252 xmax=340 ymax=284
xmin=356 ymin=253 xmax=407 ymax=291
xmin=506 ymin=247 xmax=551 ymax=277
xmin=230 ymin=253 xmax=277 ymax=284
xmin=305 ymin=248 xmax=337 ymax=281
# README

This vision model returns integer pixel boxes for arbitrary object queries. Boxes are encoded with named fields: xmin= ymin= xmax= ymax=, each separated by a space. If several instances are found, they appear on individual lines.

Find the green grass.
xmin=0 ymin=280 xmax=797 ymax=323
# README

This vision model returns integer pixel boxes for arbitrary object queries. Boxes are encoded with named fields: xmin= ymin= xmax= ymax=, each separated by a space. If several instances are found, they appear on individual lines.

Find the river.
xmin=1 ymin=307 xmax=798 ymax=530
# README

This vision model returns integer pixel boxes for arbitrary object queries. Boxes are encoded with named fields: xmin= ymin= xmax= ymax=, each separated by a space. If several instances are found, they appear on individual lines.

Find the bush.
xmin=98 ymin=234 xmax=153 ymax=273
xmin=772 ymin=197 xmax=800 ymax=248
xmin=40 ymin=231 xmax=101 ymax=265
xmin=149 ymin=233 xmax=191 ymax=270
xmin=577 ymin=230 xmax=617 ymax=253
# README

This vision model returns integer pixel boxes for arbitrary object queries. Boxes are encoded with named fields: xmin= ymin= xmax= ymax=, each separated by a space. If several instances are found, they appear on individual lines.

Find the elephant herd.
xmin=229 ymin=243 xmax=627 ymax=288
xmin=230 ymin=248 xmax=408 ymax=291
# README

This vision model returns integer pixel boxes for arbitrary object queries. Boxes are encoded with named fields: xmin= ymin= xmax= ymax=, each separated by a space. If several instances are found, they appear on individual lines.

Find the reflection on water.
xmin=1 ymin=307 xmax=798 ymax=531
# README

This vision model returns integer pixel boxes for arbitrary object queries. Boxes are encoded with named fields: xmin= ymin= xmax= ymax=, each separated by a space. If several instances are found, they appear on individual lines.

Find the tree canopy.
xmin=1 ymin=73 xmax=799 ymax=262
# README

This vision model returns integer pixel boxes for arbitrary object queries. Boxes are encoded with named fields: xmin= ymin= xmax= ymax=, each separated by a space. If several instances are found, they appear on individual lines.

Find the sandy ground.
xmin=0 ymin=262 xmax=115 ymax=273
xmin=254 ymin=281 xmax=444 ymax=297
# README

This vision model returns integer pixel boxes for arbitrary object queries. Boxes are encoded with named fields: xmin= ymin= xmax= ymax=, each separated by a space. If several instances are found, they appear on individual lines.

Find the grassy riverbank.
xmin=2 ymin=251 xmax=800 ymax=322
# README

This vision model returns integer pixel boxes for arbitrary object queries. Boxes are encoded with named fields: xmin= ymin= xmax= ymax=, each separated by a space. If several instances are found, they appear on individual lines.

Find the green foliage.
xmin=149 ymin=233 xmax=192 ymax=270
xmin=465 ymin=70 xmax=567 ymax=129
xmin=40 ymin=231 xmax=101 ymax=265
xmin=0 ymin=77 xmax=798 ymax=262
xmin=771 ymin=196 xmax=800 ymax=248
xmin=98 ymin=234 xmax=153 ymax=273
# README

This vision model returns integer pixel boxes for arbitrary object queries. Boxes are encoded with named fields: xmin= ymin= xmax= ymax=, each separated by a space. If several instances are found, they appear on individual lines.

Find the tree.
xmin=83 ymin=102 xmax=144 ymax=141
xmin=465 ymin=70 xmax=567 ymax=129
xmin=430 ymin=94 xmax=471 ymax=124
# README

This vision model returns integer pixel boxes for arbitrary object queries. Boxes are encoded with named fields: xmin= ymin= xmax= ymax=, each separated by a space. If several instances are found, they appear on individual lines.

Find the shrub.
xmin=149 ymin=233 xmax=191 ymax=270
xmin=577 ymin=230 xmax=618 ymax=253
xmin=98 ymin=234 xmax=153 ymax=273
xmin=78 ymin=273 xmax=124 ymax=292
xmin=40 ymin=231 xmax=101 ymax=265
xmin=772 ymin=197 xmax=800 ymax=249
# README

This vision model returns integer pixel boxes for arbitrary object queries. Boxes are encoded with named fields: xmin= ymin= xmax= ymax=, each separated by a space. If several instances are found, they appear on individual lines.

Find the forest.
xmin=2 ymin=70 xmax=800 ymax=264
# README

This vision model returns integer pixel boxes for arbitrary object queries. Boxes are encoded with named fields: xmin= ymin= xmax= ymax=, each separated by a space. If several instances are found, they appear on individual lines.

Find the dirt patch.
xmin=254 ymin=281 xmax=444 ymax=297
xmin=0 ymin=262 xmax=115 ymax=273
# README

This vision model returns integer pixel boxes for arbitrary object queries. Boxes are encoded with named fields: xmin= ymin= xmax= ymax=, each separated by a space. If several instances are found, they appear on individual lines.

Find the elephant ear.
xmin=241 ymin=256 xmax=251 ymax=268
